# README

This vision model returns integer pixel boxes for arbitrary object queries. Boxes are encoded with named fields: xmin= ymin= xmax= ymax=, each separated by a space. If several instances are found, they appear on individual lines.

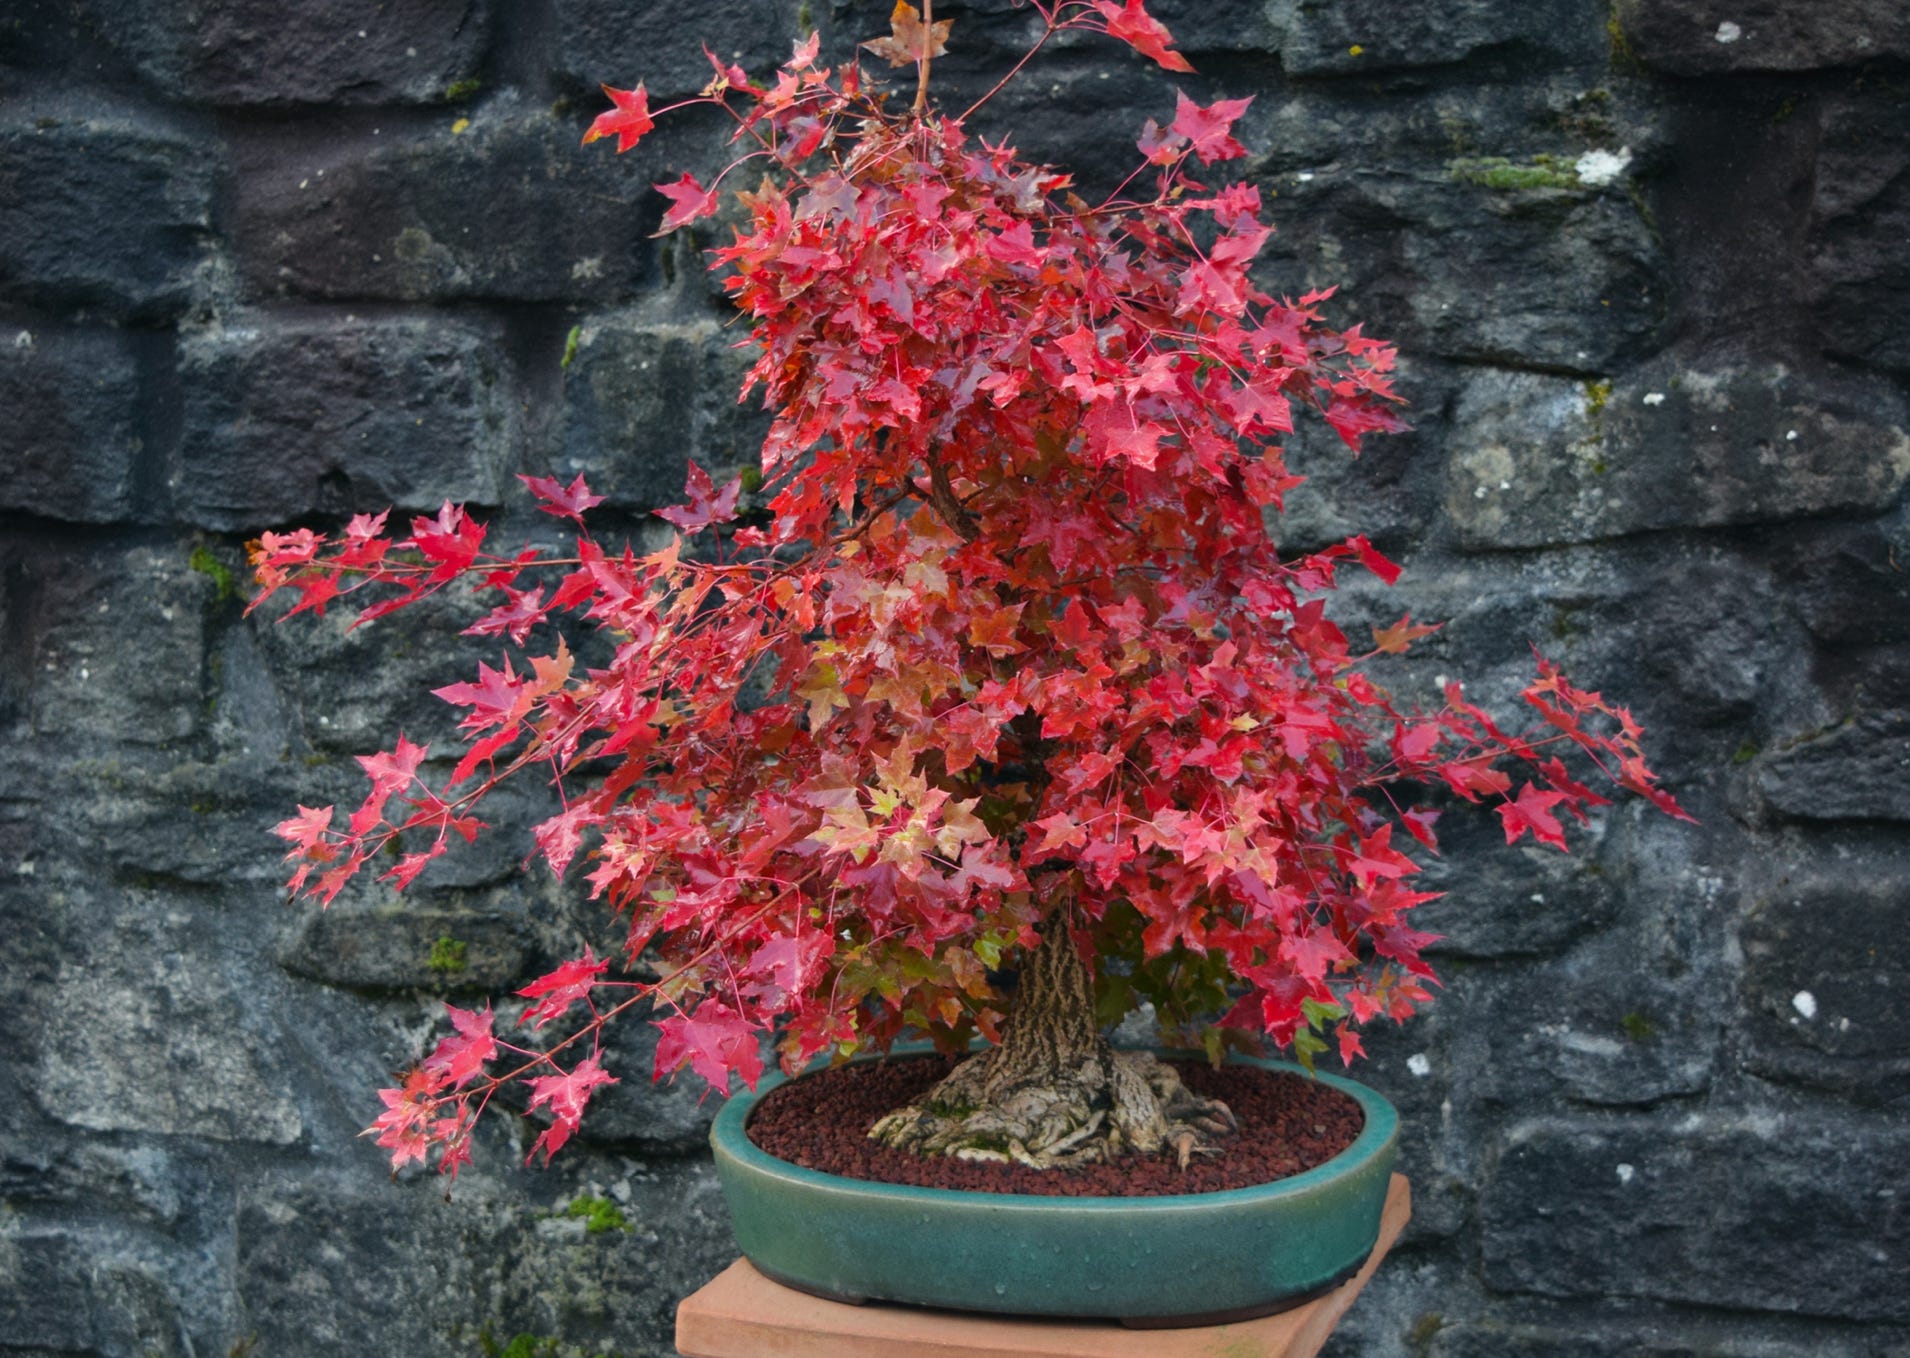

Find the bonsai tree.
xmin=252 ymin=1 xmax=1688 ymax=1178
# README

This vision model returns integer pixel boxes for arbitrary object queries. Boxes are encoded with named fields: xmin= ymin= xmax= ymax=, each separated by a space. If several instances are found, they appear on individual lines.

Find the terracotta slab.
xmin=676 ymin=1173 xmax=1410 ymax=1358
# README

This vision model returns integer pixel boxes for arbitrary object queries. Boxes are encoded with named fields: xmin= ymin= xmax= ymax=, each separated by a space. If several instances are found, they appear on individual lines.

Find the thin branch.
xmin=914 ymin=0 xmax=934 ymax=117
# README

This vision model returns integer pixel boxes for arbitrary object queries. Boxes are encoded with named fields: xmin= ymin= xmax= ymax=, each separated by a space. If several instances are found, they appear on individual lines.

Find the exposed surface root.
xmin=867 ymin=1048 xmax=1238 ymax=1171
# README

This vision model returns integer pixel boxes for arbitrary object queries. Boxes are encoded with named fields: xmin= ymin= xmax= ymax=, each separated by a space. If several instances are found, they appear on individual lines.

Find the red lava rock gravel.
xmin=745 ymin=1055 xmax=1364 ymax=1197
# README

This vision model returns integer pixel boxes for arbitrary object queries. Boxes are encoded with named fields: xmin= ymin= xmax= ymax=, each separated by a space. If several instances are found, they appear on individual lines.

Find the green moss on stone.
xmin=426 ymin=936 xmax=468 ymax=974
xmin=189 ymin=545 xmax=237 ymax=602
xmin=561 ymin=325 xmax=583 ymax=370
xmin=1408 ymin=1312 xmax=1445 ymax=1350
xmin=1448 ymin=155 xmax=1581 ymax=192
xmin=445 ymin=77 xmax=483 ymax=102
xmin=1620 ymin=1011 xmax=1657 ymax=1043
xmin=1607 ymin=5 xmax=1641 ymax=69
xmin=563 ymin=1195 xmax=630 ymax=1234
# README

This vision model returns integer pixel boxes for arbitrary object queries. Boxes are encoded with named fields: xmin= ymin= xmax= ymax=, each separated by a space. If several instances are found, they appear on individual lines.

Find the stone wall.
xmin=2 ymin=2 xmax=1906 ymax=1355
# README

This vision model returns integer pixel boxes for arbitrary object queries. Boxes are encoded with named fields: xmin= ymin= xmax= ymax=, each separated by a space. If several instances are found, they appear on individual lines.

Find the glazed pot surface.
xmin=709 ymin=1050 xmax=1399 ymax=1323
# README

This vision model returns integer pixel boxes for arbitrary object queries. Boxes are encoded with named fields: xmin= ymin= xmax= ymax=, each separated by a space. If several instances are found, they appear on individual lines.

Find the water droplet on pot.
xmin=993 ymin=1282 xmax=1007 ymax=1296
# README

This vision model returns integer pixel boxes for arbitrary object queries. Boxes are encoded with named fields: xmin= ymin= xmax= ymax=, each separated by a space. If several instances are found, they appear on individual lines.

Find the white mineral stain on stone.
xmin=1574 ymin=146 xmax=1632 ymax=187
xmin=1792 ymin=990 xmax=1818 ymax=1019
xmin=1561 ymin=1031 xmax=1626 ymax=1058
xmin=1407 ymin=1053 xmax=1432 ymax=1077
xmin=1786 ymin=429 xmax=1799 ymax=441
xmin=1716 ymin=20 xmax=1743 ymax=43
xmin=1616 ymin=1162 xmax=1635 ymax=1184
xmin=1643 ymin=391 xmax=1666 ymax=405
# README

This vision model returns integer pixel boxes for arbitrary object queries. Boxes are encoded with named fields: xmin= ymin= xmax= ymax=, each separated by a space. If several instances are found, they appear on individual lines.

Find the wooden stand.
xmin=676 ymin=1173 xmax=1410 ymax=1358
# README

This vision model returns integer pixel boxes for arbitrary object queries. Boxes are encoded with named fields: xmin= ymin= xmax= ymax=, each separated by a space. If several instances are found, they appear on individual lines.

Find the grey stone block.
xmin=1614 ymin=0 xmax=1910 ymax=74
xmin=1810 ymin=93 xmax=1910 ymax=375
xmin=1429 ymin=1320 xmax=1877 ymax=1357
xmin=250 ymin=576 xmax=506 ymax=755
xmin=1275 ymin=0 xmax=1606 ymax=76
xmin=1411 ymin=196 xmax=1663 ymax=373
xmin=90 ymin=0 xmax=491 ymax=106
xmin=1268 ymin=168 xmax=1664 ymax=374
xmin=557 ymin=306 xmax=768 ymax=511
xmin=1739 ymin=866 xmax=1910 ymax=1102
xmin=0 ymin=326 xmax=145 ymax=523
xmin=233 ymin=96 xmax=707 ymax=304
xmin=72 ymin=754 xmax=300 ymax=886
xmin=281 ymin=901 xmax=533 ymax=993
xmin=174 ymin=312 xmax=516 ymax=532
xmin=0 ymin=112 xmax=217 ymax=319
xmin=30 ymin=890 xmax=304 ymax=1144
xmin=0 ymin=1137 xmax=191 ymax=1228
xmin=236 ymin=1163 xmax=731 ymax=1357
xmin=1450 ymin=944 xmax=1721 ymax=1109
xmin=22 ymin=542 xmax=210 ymax=748
xmin=0 ymin=1233 xmax=190 ymax=1358
xmin=1443 ymin=360 xmax=1910 ymax=550
xmin=1481 ymin=1113 xmax=1910 ymax=1320
xmin=1408 ymin=805 xmax=1623 ymax=961
xmin=553 ymin=0 xmax=797 ymax=100
xmin=1756 ymin=713 xmax=1910 ymax=822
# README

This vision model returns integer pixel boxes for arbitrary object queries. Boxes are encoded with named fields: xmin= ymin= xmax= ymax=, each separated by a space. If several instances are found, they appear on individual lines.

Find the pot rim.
xmin=710 ymin=1045 xmax=1399 ymax=1211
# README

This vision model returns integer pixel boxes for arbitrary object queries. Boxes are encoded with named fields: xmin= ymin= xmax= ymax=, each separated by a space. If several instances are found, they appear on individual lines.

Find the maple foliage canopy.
xmin=254 ymin=1 xmax=1687 ymax=1178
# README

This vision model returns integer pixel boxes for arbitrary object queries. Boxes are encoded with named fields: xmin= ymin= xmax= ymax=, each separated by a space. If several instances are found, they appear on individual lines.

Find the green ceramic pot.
xmin=708 ymin=1049 xmax=1398 ymax=1325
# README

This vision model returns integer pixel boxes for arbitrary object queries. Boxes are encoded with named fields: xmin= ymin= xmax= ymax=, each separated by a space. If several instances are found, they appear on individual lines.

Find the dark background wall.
xmin=1 ymin=1 xmax=1907 ymax=1355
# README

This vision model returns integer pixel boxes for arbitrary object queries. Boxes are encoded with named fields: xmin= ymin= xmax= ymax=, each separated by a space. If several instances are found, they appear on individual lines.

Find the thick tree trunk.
xmin=868 ymin=918 xmax=1237 ymax=1169
xmin=981 ymin=917 xmax=1105 ymax=1093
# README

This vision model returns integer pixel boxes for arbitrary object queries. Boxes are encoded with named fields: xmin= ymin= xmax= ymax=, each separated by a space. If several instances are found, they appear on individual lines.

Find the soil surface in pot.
xmin=746 ymin=1055 xmax=1363 ymax=1197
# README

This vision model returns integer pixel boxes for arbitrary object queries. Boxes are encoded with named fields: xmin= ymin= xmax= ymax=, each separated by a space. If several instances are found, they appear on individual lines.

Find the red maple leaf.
xmin=351 ymin=734 xmax=430 ymax=834
xmin=422 ymin=1004 xmax=498 ymax=1088
xmin=432 ymin=657 xmax=531 ymax=733
xmin=1136 ymin=117 xmax=1187 ymax=165
xmin=364 ymin=1068 xmax=442 ymax=1171
xmin=1498 ymin=783 xmax=1572 ymax=850
xmin=518 ymin=472 xmax=605 ymax=523
xmin=1170 ymin=91 xmax=1253 ymax=165
xmin=655 ymin=172 xmax=721 ymax=234
xmin=654 ymin=1001 xmax=764 ymax=1094
xmin=1093 ymin=0 xmax=1194 ymax=72
xmin=403 ymin=502 xmax=487 ymax=583
xmin=273 ymin=804 xmax=335 ymax=859
xmin=655 ymin=461 xmax=742 ymax=532
xmin=378 ymin=842 xmax=447 ymax=892
xmin=1086 ymin=402 xmax=1168 ymax=469
xmin=582 ymin=83 xmax=653 ymax=152
xmin=525 ymin=1056 xmax=618 ymax=1162
xmin=517 ymin=950 xmax=612 ymax=1031
xmin=1347 ymin=533 xmax=1402 ymax=584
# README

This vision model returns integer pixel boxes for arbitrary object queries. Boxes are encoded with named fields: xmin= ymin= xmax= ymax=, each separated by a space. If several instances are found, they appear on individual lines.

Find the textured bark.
xmin=868 ymin=921 xmax=1237 ymax=1168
